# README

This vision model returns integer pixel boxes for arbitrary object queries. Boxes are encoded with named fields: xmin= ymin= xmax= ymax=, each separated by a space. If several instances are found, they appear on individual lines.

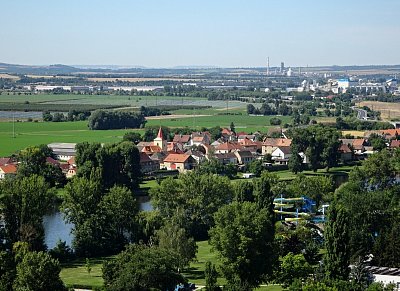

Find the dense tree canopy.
xmin=0 ymin=175 xmax=54 ymax=250
xmin=209 ymin=201 xmax=275 ymax=290
xmin=150 ymin=172 xmax=232 ymax=239
xmin=88 ymin=110 xmax=146 ymax=130
xmin=103 ymin=244 xmax=184 ymax=291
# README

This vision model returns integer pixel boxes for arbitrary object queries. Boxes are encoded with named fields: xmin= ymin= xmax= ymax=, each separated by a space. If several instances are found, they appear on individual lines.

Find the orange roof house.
xmin=162 ymin=154 xmax=196 ymax=172
xmin=0 ymin=164 xmax=17 ymax=179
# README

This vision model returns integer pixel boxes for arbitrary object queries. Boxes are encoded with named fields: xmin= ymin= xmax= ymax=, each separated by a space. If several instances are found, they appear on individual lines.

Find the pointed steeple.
xmin=157 ymin=127 xmax=164 ymax=139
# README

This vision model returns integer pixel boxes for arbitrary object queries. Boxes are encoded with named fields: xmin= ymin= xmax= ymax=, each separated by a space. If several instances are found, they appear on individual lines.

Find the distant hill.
xmin=0 ymin=63 xmax=81 ymax=75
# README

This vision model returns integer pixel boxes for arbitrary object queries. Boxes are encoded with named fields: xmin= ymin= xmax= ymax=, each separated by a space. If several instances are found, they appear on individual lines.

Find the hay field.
xmin=0 ymin=74 xmax=20 ymax=80
xmin=357 ymin=101 xmax=400 ymax=120
xmin=341 ymin=130 xmax=365 ymax=137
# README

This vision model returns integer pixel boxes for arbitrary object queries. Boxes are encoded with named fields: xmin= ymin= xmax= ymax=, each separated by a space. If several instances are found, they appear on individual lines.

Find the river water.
xmin=43 ymin=198 xmax=153 ymax=249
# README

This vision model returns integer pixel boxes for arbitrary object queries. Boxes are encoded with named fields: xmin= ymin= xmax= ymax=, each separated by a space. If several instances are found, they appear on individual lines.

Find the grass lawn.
xmin=60 ymin=257 xmax=111 ymax=289
xmin=60 ymin=241 xmax=283 ymax=290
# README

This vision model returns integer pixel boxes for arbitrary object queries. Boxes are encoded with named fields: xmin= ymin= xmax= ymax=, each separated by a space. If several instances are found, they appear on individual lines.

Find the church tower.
xmin=154 ymin=127 xmax=167 ymax=152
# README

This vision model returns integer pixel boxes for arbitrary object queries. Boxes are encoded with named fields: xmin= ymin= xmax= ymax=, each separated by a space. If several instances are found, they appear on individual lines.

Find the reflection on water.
xmin=43 ymin=198 xmax=153 ymax=250
xmin=43 ymin=212 xmax=74 ymax=249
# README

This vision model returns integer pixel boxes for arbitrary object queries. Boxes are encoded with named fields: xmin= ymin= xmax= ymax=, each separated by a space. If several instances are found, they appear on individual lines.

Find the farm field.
xmin=0 ymin=93 xmax=247 ymax=111
xmin=357 ymin=100 xmax=400 ymax=120
xmin=146 ymin=114 xmax=291 ymax=133
xmin=0 ymin=121 xmax=141 ymax=156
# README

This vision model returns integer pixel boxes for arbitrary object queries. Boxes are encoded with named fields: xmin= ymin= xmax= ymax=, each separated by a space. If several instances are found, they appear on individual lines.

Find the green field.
xmin=147 ymin=114 xmax=292 ymax=133
xmin=0 ymin=121 xmax=141 ymax=156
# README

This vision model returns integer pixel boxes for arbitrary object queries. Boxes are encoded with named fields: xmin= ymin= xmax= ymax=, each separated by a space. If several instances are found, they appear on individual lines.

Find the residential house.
xmin=262 ymin=138 xmax=292 ymax=155
xmin=221 ymin=128 xmax=236 ymax=141
xmin=190 ymin=132 xmax=211 ymax=146
xmin=162 ymin=154 xmax=196 ymax=172
xmin=214 ymin=153 xmax=238 ymax=165
xmin=234 ymin=151 xmax=255 ymax=165
xmin=271 ymin=146 xmax=292 ymax=164
xmin=140 ymin=152 xmax=160 ymax=173
xmin=185 ymin=150 xmax=206 ymax=164
xmin=338 ymin=144 xmax=353 ymax=162
xmin=0 ymin=164 xmax=17 ymax=179
xmin=239 ymin=137 xmax=258 ymax=153
xmin=172 ymin=134 xmax=191 ymax=146
xmin=215 ymin=141 xmax=242 ymax=154
xmin=66 ymin=166 xmax=77 ymax=179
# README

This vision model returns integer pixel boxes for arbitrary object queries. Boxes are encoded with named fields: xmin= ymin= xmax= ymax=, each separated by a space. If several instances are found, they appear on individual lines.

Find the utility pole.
xmin=12 ymin=110 xmax=15 ymax=138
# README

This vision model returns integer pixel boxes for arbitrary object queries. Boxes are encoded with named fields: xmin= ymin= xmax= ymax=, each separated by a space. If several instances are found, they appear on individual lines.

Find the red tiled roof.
xmin=215 ymin=142 xmax=242 ymax=151
xmin=173 ymin=134 xmax=191 ymax=143
xmin=164 ymin=154 xmax=190 ymax=163
xmin=263 ymin=138 xmax=292 ymax=147
xmin=0 ymin=164 xmax=17 ymax=174
xmin=339 ymin=144 xmax=352 ymax=153
xmin=141 ymin=145 xmax=162 ymax=153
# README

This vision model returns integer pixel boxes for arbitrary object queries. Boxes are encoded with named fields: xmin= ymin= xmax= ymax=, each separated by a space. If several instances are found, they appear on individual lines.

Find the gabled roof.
xmin=221 ymin=128 xmax=234 ymax=136
xmin=0 ymin=164 xmax=17 ymax=174
xmin=214 ymin=152 xmax=237 ymax=160
xmin=339 ymin=144 xmax=352 ymax=153
xmin=263 ymin=138 xmax=292 ymax=147
xmin=164 ymin=154 xmax=191 ymax=163
xmin=0 ymin=157 xmax=12 ymax=166
xmin=192 ymin=136 xmax=206 ymax=142
xmin=273 ymin=146 xmax=291 ymax=155
xmin=239 ymin=137 xmax=257 ymax=146
xmin=150 ymin=152 xmax=166 ymax=161
xmin=173 ymin=134 xmax=191 ymax=143
xmin=215 ymin=142 xmax=242 ymax=151
xmin=141 ymin=145 xmax=162 ymax=153
xmin=46 ymin=157 xmax=60 ymax=165
xmin=139 ymin=152 xmax=153 ymax=163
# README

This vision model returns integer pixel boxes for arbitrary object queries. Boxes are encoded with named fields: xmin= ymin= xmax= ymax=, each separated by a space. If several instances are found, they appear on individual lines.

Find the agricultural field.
xmin=0 ymin=121 xmax=141 ymax=156
xmin=357 ymin=100 xmax=400 ymax=120
xmin=0 ymin=93 xmax=247 ymax=111
xmin=146 ymin=114 xmax=291 ymax=133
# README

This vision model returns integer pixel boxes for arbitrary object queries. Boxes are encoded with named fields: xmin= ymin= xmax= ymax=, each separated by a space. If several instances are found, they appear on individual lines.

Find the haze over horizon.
xmin=1 ymin=0 xmax=399 ymax=68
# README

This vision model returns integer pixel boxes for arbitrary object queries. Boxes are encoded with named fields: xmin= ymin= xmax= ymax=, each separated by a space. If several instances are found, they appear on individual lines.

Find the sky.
xmin=1 ymin=0 xmax=399 ymax=68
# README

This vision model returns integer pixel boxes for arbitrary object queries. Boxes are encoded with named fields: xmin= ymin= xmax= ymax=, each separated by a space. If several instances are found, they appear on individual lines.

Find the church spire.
xmin=157 ymin=127 xmax=163 ymax=139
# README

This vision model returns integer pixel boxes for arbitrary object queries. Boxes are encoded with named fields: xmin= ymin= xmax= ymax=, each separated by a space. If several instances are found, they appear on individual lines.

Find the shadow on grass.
xmin=183 ymin=267 xmax=205 ymax=280
xmin=61 ymin=256 xmax=112 ymax=268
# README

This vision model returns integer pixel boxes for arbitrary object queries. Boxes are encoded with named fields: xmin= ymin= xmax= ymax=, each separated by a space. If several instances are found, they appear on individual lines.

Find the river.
xmin=43 ymin=197 xmax=153 ymax=249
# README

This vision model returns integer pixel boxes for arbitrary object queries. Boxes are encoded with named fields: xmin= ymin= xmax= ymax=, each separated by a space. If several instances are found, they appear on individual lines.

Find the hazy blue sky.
xmin=1 ymin=0 xmax=399 ymax=67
